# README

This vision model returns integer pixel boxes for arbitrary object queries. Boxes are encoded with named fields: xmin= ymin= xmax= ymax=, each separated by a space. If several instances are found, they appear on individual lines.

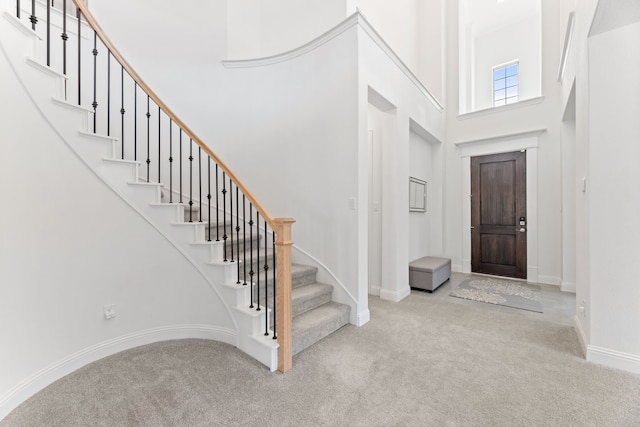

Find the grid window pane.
xmin=493 ymin=62 xmax=518 ymax=107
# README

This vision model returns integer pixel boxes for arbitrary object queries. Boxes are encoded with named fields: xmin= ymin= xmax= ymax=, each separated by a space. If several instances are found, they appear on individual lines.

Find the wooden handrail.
xmin=70 ymin=0 xmax=277 ymax=230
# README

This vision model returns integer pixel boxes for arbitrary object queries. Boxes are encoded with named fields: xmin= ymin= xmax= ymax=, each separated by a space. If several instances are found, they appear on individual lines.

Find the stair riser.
xmin=259 ymin=288 xmax=333 ymax=325
xmin=292 ymin=308 xmax=350 ymax=356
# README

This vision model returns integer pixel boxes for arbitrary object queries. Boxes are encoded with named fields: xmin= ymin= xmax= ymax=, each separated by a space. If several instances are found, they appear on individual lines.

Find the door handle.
xmin=519 ymin=228 xmax=526 ymax=233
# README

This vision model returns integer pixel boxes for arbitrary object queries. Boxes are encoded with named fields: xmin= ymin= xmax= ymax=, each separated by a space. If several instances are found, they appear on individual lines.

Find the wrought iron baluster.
xmin=92 ymin=32 xmax=98 ymax=133
xmin=272 ymin=230 xmax=277 ymax=339
xmin=215 ymin=165 xmax=219 ymax=241
xmin=132 ymin=81 xmax=137 ymax=160
xmin=145 ymin=96 xmax=150 ymax=181
xmin=61 ymin=0 xmax=67 ymax=74
xmin=179 ymin=130 xmax=183 ymax=204
xmin=207 ymin=158 xmax=211 ymax=241
xmin=198 ymin=147 xmax=202 ymax=222
xmin=46 ymin=1 xmax=50 ymax=65
xmin=29 ymin=0 xmax=36 ymax=30
xmin=249 ymin=205 xmax=254 ymax=308
xmin=222 ymin=172 xmax=227 ymax=261
xmin=189 ymin=139 xmax=194 ymax=222
xmin=256 ymin=211 xmax=261 ymax=312
xmin=229 ymin=179 xmax=234 ymax=263
xmin=61 ymin=0 xmax=68 ymax=98
xmin=119 ymin=68 xmax=125 ymax=159
xmin=243 ymin=195 xmax=247 ymax=285
xmin=236 ymin=186 xmax=241 ymax=284
xmin=107 ymin=51 xmax=111 ymax=137
xmin=169 ymin=119 xmax=173 ymax=202
xmin=264 ymin=219 xmax=269 ymax=335
xmin=76 ymin=7 xmax=81 ymax=105
xmin=158 ymin=106 xmax=161 ymax=183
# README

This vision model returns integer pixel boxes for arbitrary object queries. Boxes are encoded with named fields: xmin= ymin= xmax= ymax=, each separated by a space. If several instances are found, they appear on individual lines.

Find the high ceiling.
xmin=459 ymin=0 xmax=541 ymax=37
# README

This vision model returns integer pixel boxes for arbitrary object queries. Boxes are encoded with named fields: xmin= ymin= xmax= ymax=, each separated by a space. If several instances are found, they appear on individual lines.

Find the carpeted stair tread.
xmin=292 ymin=301 xmax=350 ymax=356
xmin=291 ymin=282 xmax=333 ymax=317
xmin=291 ymin=264 xmax=318 ymax=288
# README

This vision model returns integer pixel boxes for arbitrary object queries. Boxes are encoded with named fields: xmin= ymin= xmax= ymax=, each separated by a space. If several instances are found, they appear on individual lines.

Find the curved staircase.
xmin=1 ymin=0 xmax=350 ymax=374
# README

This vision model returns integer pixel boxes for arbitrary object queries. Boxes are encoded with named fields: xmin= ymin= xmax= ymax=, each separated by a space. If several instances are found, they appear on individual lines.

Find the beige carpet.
xmin=3 ymin=293 xmax=640 ymax=426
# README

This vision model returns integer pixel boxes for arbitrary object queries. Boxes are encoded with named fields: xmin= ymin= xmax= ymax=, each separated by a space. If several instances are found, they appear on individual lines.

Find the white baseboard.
xmin=537 ymin=275 xmax=561 ymax=286
xmin=0 ymin=325 xmax=235 ymax=421
xmin=368 ymin=285 xmax=381 ymax=297
xmin=561 ymin=281 xmax=576 ymax=293
xmin=452 ymin=263 xmax=463 ymax=273
xmin=356 ymin=309 xmax=371 ymax=327
xmin=379 ymin=285 xmax=411 ymax=302
xmin=587 ymin=345 xmax=640 ymax=375
xmin=573 ymin=315 xmax=587 ymax=357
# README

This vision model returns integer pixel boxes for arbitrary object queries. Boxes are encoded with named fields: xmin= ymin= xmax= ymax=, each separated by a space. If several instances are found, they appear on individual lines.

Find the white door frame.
xmin=456 ymin=130 xmax=544 ymax=283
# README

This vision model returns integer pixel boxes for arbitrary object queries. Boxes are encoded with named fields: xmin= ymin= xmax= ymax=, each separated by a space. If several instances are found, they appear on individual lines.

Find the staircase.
xmin=194 ymin=206 xmax=351 ymax=356
xmin=1 ymin=0 xmax=350 ymax=371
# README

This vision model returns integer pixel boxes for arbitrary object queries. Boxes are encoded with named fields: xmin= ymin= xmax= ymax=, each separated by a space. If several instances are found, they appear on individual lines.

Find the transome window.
xmin=493 ymin=62 xmax=519 ymax=106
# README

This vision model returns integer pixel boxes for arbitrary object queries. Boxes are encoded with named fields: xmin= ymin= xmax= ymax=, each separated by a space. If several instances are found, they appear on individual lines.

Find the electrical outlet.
xmin=103 ymin=304 xmax=116 ymax=320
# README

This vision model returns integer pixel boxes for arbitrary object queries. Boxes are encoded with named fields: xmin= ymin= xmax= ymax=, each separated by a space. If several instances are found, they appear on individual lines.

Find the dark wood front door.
xmin=471 ymin=151 xmax=527 ymax=279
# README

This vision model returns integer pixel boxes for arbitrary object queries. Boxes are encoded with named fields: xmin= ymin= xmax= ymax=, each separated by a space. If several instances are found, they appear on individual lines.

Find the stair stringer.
xmin=0 ymin=11 xmax=278 ymax=371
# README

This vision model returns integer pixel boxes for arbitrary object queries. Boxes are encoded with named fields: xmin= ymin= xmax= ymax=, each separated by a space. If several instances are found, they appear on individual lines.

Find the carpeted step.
xmin=258 ymin=264 xmax=318 ymax=290
xmin=250 ymin=264 xmax=319 ymax=303
xmin=292 ymin=301 xmax=350 ymax=356
xmin=292 ymin=282 xmax=333 ymax=317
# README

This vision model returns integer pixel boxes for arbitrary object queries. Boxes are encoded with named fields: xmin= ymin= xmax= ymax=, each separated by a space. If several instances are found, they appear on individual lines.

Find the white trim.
xmin=0 ymin=325 xmax=235 ymax=421
xmin=538 ymin=275 xmax=561 ymax=286
xmin=574 ymin=314 xmax=587 ymax=356
xmin=2 ymin=10 xmax=41 ymax=39
xmin=222 ymin=12 xmax=443 ymax=112
xmin=457 ymin=96 xmax=544 ymax=121
xmin=356 ymin=13 xmax=443 ymax=112
xmin=558 ymin=12 xmax=575 ymax=82
xmin=587 ymin=345 xmax=640 ymax=375
xmin=456 ymin=129 xmax=545 ymax=156
xmin=222 ymin=13 xmax=358 ymax=69
xmin=379 ymin=285 xmax=411 ymax=303
xmin=561 ymin=281 xmax=576 ymax=293
xmin=357 ymin=309 xmax=371 ymax=327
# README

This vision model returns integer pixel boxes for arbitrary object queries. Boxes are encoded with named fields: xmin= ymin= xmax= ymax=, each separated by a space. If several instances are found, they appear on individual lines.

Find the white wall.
xmin=558 ymin=0 xmax=598 ymax=360
xmin=0 ymin=35 xmax=235 ymax=418
xmin=473 ymin=15 xmax=541 ymax=111
xmin=351 ymin=0 xmax=444 ymax=103
xmin=588 ymin=20 xmax=640 ymax=368
xmin=459 ymin=0 xmax=542 ymax=114
xmin=444 ymin=0 xmax=563 ymax=285
xmin=227 ymin=0 xmax=347 ymax=59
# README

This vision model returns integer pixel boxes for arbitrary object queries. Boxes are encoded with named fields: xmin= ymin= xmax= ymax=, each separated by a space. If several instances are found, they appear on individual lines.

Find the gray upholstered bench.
xmin=409 ymin=256 xmax=451 ymax=292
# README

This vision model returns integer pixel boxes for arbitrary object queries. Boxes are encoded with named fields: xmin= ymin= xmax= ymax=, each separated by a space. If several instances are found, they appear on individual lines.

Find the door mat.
xmin=449 ymin=277 xmax=543 ymax=313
